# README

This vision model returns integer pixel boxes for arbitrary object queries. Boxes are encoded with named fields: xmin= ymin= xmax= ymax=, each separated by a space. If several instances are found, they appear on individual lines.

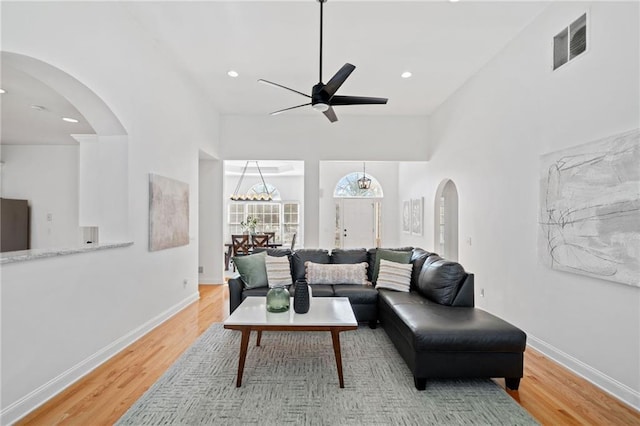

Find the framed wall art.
xmin=149 ymin=173 xmax=189 ymax=251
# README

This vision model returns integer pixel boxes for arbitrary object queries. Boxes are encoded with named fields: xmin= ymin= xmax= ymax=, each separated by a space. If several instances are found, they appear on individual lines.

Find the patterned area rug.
xmin=117 ymin=324 xmax=538 ymax=425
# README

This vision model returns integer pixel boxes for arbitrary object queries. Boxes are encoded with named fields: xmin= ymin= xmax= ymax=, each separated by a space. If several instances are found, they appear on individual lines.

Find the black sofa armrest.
xmin=451 ymin=273 xmax=474 ymax=307
xmin=228 ymin=277 xmax=244 ymax=313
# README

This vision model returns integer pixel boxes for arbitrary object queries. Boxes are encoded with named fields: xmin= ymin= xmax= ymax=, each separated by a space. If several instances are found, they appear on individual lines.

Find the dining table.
xmin=224 ymin=241 xmax=283 ymax=271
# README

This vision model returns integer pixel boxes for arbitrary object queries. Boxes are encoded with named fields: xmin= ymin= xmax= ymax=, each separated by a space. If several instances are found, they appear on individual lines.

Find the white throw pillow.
xmin=305 ymin=261 xmax=368 ymax=285
xmin=375 ymin=259 xmax=412 ymax=292
xmin=265 ymin=255 xmax=292 ymax=288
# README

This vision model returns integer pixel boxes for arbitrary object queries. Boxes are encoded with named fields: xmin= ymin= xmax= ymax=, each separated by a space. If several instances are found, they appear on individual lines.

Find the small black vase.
xmin=293 ymin=280 xmax=310 ymax=314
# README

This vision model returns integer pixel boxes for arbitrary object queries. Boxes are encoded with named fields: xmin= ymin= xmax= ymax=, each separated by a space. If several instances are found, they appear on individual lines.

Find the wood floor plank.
xmin=16 ymin=285 xmax=640 ymax=425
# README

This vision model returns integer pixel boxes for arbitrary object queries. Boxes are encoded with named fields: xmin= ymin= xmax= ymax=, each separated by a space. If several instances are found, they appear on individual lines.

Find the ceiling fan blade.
xmin=270 ymin=103 xmax=311 ymax=116
xmin=258 ymin=79 xmax=311 ymax=98
xmin=323 ymin=63 xmax=356 ymax=97
xmin=323 ymin=106 xmax=338 ymax=123
xmin=330 ymin=95 xmax=388 ymax=106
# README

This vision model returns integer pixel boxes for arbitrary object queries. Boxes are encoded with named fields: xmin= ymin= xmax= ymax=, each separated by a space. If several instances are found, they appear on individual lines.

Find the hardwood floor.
xmin=17 ymin=285 xmax=640 ymax=425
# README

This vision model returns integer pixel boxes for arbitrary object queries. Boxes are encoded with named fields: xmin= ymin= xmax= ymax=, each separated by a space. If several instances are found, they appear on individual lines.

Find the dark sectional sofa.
xmin=228 ymin=247 xmax=527 ymax=391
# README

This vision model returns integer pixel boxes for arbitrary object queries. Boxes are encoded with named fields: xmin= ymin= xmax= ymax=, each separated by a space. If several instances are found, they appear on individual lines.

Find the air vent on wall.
xmin=553 ymin=13 xmax=587 ymax=70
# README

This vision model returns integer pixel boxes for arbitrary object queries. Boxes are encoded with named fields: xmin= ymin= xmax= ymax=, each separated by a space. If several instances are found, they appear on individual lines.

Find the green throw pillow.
xmin=234 ymin=252 xmax=268 ymax=289
xmin=373 ymin=249 xmax=412 ymax=283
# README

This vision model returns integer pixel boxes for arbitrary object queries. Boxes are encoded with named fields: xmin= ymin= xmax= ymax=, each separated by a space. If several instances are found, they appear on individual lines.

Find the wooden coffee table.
xmin=223 ymin=296 xmax=358 ymax=388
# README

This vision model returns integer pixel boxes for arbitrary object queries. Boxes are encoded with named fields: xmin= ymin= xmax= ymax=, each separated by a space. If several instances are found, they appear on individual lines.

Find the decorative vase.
xmin=293 ymin=280 xmax=310 ymax=314
xmin=266 ymin=286 xmax=290 ymax=313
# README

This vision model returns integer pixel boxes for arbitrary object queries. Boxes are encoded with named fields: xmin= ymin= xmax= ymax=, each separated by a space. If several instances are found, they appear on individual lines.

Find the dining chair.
xmin=251 ymin=234 xmax=270 ymax=249
xmin=231 ymin=234 xmax=250 ymax=272
xmin=290 ymin=233 xmax=297 ymax=251
xmin=264 ymin=232 xmax=276 ymax=243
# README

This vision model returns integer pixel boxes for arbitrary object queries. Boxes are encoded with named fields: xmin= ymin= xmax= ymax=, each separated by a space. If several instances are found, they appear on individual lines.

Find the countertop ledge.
xmin=1 ymin=242 xmax=134 ymax=264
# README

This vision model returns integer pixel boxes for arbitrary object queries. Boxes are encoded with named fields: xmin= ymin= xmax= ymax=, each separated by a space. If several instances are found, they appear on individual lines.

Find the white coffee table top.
xmin=224 ymin=296 xmax=357 ymax=327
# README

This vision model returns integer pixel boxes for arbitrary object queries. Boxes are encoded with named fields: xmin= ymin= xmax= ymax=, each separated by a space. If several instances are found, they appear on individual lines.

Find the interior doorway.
xmin=434 ymin=179 xmax=459 ymax=261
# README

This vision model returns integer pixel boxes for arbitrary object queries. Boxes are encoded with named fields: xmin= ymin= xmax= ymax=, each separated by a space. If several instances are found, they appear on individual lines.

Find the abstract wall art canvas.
xmin=538 ymin=128 xmax=640 ymax=287
xmin=402 ymin=200 xmax=411 ymax=234
xmin=411 ymin=198 xmax=424 ymax=236
xmin=149 ymin=173 xmax=189 ymax=252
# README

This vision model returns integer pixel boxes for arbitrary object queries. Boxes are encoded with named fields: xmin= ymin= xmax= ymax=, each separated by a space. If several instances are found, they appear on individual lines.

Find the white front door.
xmin=339 ymin=198 xmax=376 ymax=249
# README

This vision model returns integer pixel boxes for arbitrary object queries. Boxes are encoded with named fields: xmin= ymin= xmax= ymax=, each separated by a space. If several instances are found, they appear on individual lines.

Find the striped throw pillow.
xmin=265 ymin=255 xmax=292 ymax=288
xmin=375 ymin=259 xmax=412 ymax=292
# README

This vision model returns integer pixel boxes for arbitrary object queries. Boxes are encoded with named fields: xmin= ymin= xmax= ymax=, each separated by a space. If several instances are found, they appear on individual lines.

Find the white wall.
xmin=221 ymin=115 xmax=428 ymax=247
xmin=0 ymin=145 xmax=81 ymax=249
xmin=0 ymin=2 xmax=220 ymax=423
xmin=198 ymin=157 xmax=224 ymax=284
xmin=399 ymin=1 xmax=640 ymax=408
xmin=318 ymin=161 xmax=400 ymax=249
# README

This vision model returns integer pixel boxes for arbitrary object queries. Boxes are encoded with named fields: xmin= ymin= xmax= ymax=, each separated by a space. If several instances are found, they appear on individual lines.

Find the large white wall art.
xmin=149 ymin=174 xmax=189 ymax=251
xmin=539 ymin=129 xmax=640 ymax=287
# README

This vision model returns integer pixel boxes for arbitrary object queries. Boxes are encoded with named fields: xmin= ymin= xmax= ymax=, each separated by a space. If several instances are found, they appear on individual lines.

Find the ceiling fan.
xmin=258 ymin=0 xmax=388 ymax=123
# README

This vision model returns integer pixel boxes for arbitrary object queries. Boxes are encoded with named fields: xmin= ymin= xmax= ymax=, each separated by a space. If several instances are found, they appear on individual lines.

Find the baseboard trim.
xmin=1 ymin=292 xmax=199 ymax=425
xmin=527 ymin=334 xmax=640 ymax=411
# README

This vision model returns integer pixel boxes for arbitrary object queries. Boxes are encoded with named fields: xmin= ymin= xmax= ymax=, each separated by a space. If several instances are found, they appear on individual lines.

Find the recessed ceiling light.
xmin=227 ymin=70 xmax=239 ymax=78
xmin=450 ymin=0 xmax=460 ymax=3
xmin=401 ymin=71 xmax=412 ymax=79
xmin=0 ymin=88 xmax=5 ymax=94
xmin=62 ymin=117 xmax=79 ymax=123
xmin=31 ymin=105 xmax=46 ymax=111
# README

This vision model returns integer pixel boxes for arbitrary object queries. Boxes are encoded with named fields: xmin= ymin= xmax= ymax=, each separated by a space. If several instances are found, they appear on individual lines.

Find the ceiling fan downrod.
xmin=319 ymin=0 xmax=326 ymax=83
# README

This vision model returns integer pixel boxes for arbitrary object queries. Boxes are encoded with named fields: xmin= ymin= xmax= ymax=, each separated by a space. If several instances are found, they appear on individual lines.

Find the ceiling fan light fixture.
xmin=258 ymin=0 xmax=387 ymax=123
xmin=313 ymin=103 xmax=330 ymax=112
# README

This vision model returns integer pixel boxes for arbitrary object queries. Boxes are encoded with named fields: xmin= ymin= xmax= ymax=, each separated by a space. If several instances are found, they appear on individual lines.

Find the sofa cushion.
xmin=372 ymin=249 xmax=413 ymax=284
xmin=378 ymin=288 xmax=431 ymax=307
xmin=388 ymin=302 xmax=527 ymax=353
xmin=331 ymin=248 xmax=368 ymax=264
xmin=265 ymin=255 xmax=293 ymax=287
xmin=291 ymin=249 xmax=330 ymax=281
xmin=305 ymin=261 xmax=368 ymax=285
xmin=242 ymin=287 xmax=271 ymax=298
xmin=333 ymin=284 xmax=378 ymax=305
xmin=410 ymin=248 xmax=435 ymax=291
xmin=234 ymin=252 xmax=268 ymax=289
xmin=303 ymin=284 xmax=334 ymax=297
xmin=375 ymin=259 xmax=413 ymax=292
xmin=417 ymin=258 xmax=466 ymax=305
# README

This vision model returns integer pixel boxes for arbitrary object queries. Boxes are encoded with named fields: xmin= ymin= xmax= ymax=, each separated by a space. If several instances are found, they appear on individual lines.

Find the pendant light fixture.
xmin=357 ymin=162 xmax=372 ymax=190
xmin=230 ymin=161 xmax=273 ymax=201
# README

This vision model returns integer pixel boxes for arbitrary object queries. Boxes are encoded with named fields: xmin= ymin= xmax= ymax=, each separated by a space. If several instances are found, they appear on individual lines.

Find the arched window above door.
xmin=248 ymin=183 xmax=281 ymax=201
xmin=333 ymin=172 xmax=384 ymax=198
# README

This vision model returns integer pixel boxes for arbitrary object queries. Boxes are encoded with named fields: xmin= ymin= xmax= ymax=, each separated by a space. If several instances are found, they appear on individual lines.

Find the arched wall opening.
xmin=434 ymin=179 xmax=459 ymax=261
xmin=0 ymin=51 xmax=129 ymax=249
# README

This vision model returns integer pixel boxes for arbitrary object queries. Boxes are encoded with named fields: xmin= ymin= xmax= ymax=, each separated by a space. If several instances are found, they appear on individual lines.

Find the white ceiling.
xmin=123 ymin=0 xmax=549 ymax=117
xmin=1 ymin=0 xmax=550 ymax=145
xmin=225 ymin=160 xmax=305 ymax=176
xmin=0 ymin=63 xmax=94 ymax=145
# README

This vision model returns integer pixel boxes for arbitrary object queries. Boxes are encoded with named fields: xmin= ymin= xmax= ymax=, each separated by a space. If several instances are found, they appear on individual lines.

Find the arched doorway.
xmin=333 ymin=171 xmax=383 ymax=248
xmin=434 ymin=179 xmax=459 ymax=261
